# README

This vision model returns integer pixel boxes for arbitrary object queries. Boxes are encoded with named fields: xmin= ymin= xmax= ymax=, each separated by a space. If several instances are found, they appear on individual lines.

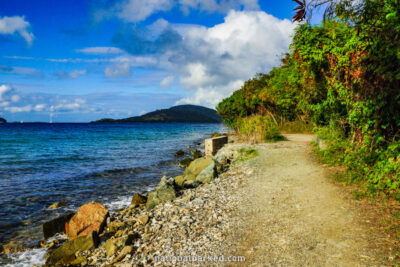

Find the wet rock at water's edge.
xmin=179 ymin=158 xmax=193 ymax=168
xmin=48 ymin=201 xmax=67 ymax=209
xmin=146 ymin=176 xmax=177 ymax=209
xmin=43 ymin=212 xmax=75 ymax=239
xmin=45 ymin=231 xmax=99 ymax=266
xmin=66 ymin=201 xmax=109 ymax=240
xmin=131 ymin=193 xmax=147 ymax=207
xmin=174 ymin=150 xmax=185 ymax=157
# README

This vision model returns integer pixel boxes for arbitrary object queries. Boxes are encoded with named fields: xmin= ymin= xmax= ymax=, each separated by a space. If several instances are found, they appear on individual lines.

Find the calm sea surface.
xmin=0 ymin=122 xmax=225 ymax=266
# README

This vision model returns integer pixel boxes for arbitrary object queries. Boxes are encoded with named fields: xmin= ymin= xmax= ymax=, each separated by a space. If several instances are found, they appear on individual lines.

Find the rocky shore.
xmin=10 ymin=136 xmax=256 ymax=266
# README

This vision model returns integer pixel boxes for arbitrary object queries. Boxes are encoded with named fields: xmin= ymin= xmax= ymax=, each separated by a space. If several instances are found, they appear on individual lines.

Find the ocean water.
xmin=0 ymin=122 xmax=225 ymax=266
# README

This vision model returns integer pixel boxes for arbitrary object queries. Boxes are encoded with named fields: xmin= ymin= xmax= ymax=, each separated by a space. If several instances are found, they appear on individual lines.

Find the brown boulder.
xmin=66 ymin=201 xmax=109 ymax=240
xmin=131 ymin=193 xmax=147 ymax=207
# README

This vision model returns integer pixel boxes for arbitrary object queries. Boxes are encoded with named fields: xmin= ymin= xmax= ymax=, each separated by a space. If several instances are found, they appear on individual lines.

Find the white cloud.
xmin=76 ymin=47 xmax=124 ymax=54
xmin=179 ymin=63 xmax=219 ymax=88
xmin=175 ymin=80 xmax=244 ymax=107
xmin=104 ymin=63 xmax=131 ymax=78
xmin=11 ymin=95 xmax=20 ymax=102
xmin=5 ymin=105 xmax=32 ymax=113
xmin=51 ymin=99 xmax=86 ymax=112
xmin=0 ymin=16 xmax=34 ymax=45
xmin=69 ymin=70 xmax=87 ymax=78
xmin=178 ymin=0 xmax=259 ymax=15
xmin=161 ymin=10 xmax=295 ymax=107
xmin=56 ymin=69 xmax=87 ymax=79
xmin=0 ymin=85 xmax=11 ymax=101
xmin=160 ymin=75 xmax=175 ymax=87
xmin=116 ymin=0 xmax=174 ymax=23
xmin=0 ymin=65 xmax=41 ymax=77
xmin=112 ymin=0 xmax=260 ymax=23
xmin=34 ymin=104 xmax=46 ymax=111
xmin=0 ymin=101 xmax=9 ymax=107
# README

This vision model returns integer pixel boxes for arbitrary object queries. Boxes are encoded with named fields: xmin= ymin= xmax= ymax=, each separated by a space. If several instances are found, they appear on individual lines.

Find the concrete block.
xmin=205 ymin=136 xmax=228 ymax=157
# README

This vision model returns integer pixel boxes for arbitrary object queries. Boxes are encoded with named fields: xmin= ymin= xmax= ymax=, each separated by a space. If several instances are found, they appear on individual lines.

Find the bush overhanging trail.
xmin=216 ymin=0 xmax=400 ymax=197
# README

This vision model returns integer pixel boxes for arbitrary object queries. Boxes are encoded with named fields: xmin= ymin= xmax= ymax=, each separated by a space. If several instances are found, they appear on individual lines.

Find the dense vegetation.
xmin=93 ymin=105 xmax=222 ymax=123
xmin=216 ymin=0 xmax=400 ymax=197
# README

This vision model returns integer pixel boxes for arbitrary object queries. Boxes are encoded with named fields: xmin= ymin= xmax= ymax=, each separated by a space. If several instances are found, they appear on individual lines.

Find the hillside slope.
xmin=93 ymin=105 xmax=222 ymax=123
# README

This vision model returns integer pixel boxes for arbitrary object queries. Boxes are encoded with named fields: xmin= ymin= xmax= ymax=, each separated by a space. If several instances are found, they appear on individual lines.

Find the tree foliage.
xmin=216 ymin=0 xmax=400 ymax=196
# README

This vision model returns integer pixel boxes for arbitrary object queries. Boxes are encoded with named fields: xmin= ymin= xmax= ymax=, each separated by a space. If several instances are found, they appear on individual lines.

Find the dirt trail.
xmin=227 ymin=134 xmax=394 ymax=266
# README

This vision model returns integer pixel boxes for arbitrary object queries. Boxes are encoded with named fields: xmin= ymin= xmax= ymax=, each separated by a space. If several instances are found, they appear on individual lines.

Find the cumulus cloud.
xmin=0 ymin=84 xmax=27 ymax=112
xmin=0 ymin=85 xmax=12 ymax=101
xmin=0 ymin=86 xmax=180 ymax=121
xmin=114 ymin=10 xmax=295 ymax=107
xmin=173 ymin=11 xmax=294 ymax=106
xmin=108 ymin=0 xmax=260 ymax=23
xmin=11 ymin=95 xmax=20 ymax=102
xmin=34 ymin=104 xmax=46 ymax=111
xmin=104 ymin=63 xmax=131 ymax=78
xmin=160 ymin=75 xmax=175 ymax=87
xmin=0 ymin=86 xmax=87 ymax=115
xmin=116 ymin=0 xmax=174 ymax=23
xmin=178 ymin=0 xmax=259 ymax=15
xmin=50 ymin=98 xmax=86 ymax=113
xmin=0 ymin=16 xmax=34 ymax=45
xmin=4 ymin=105 xmax=32 ymax=113
xmin=76 ymin=47 xmax=124 ymax=54
xmin=56 ymin=69 xmax=87 ymax=79
xmin=175 ymin=80 xmax=244 ymax=107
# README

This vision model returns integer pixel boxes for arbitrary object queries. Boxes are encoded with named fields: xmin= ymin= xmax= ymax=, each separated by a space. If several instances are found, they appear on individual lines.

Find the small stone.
xmin=136 ymin=215 xmax=149 ymax=225
xmin=174 ymin=150 xmax=184 ymax=157
xmin=131 ymin=193 xmax=147 ymax=207
xmin=69 ymin=256 xmax=87 ymax=266
xmin=1 ymin=240 xmax=25 ymax=254
xmin=48 ymin=201 xmax=67 ymax=209
xmin=112 ymin=246 xmax=133 ymax=264
xmin=191 ymin=149 xmax=203 ymax=159
xmin=107 ymin=220 xmax=125 ymax=233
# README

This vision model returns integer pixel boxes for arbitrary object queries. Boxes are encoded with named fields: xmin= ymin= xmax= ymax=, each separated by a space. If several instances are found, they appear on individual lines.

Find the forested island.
xmin=92 ymin=105 xmax=222 ymax=123
xmin=0 ymin=118 xmax=6 ymax=123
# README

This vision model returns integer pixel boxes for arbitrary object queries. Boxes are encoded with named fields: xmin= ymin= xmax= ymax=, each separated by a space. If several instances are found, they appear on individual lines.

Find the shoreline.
xmin=0 ymin=132 xmax=230 ymax=266
xmin=71 ymin=137 xmax=246 ymax=267
xmin=3 ymin=134 xmax=397 ymax=266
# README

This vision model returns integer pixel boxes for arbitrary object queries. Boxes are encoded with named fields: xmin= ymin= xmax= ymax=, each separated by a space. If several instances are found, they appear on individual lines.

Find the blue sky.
xmin=0 ymin=0 xmax=300 ymax=122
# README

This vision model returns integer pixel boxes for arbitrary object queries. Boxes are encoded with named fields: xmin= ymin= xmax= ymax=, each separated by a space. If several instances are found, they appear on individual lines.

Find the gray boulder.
xmin=196 ymin=160 xmax=216 ymax=183
xmin=45 ymin=231 xmax=98 ymax=266
xmin=146 ymin=176 xmax=177 ymax=209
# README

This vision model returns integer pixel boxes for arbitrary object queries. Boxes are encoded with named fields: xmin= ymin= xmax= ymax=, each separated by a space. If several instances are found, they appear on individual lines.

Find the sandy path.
xmin=227 ymin=134 xmax=393 ymax=266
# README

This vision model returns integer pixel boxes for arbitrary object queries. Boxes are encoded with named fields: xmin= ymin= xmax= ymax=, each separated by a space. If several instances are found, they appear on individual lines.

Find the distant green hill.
xmin=0 ymin=118 xmax=6 ymax=123
xmin=92 ymin=105 xmax=222 ymax=123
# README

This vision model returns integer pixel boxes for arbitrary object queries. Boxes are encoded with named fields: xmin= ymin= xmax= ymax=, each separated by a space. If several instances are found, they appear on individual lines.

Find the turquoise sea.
xmin=0 ymin=122 xmax=225 ymax=266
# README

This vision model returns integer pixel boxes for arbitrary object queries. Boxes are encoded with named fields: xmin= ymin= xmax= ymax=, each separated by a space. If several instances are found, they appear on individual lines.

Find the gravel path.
xmin=76 ymin=134 xmax=395 ymax=266
xmin=226 ymin=134 xmax=394 ymax=266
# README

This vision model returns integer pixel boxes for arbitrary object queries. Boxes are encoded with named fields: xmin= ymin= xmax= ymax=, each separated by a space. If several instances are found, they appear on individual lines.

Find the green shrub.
xmin=237 ymin=116 xmax=283 ymax=143
xmin=216 ymin=0 xmax=400 ymax=198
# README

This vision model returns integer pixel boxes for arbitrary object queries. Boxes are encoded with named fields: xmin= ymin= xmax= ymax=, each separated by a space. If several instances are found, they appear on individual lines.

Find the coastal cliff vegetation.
xmin=216 ymin=0 xmax=400 ymax=197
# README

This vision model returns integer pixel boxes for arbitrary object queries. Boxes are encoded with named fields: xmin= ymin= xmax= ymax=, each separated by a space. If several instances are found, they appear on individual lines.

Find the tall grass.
xmin=237 ymin=115 xmax=283 ymax=143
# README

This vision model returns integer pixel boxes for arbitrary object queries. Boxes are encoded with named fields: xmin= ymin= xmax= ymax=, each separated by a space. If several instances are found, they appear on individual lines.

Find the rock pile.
xmin=40 ymin=142 xmax=251 ymax=266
